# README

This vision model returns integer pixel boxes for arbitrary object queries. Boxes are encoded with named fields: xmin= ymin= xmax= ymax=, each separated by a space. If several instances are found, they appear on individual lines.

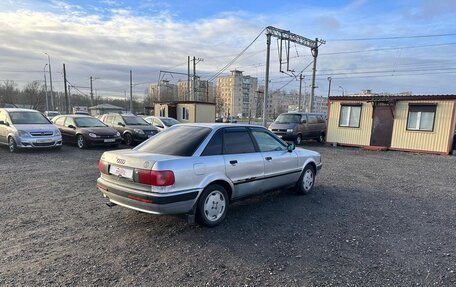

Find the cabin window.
xmin=339 ymin=105 xmax=361 ymax=128
xmin=182 ymin=107 xmax=189 ymax=120
xmin=407 ymin=105 xmax=436 ymax=132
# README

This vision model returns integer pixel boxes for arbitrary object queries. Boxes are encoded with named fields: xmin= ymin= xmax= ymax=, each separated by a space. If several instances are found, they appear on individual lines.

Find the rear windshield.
xmin=135 ymin=126 xmax=211 ymax=156
xmin=162 ymin=118 xmax=180 ymax=127
xmin=9 ymin=111 xmax=51 ymax=124
xmin=123 ymin=116 xmax=148 ymax=125
xmin=274 ymin=114 xmax=301 ymax=124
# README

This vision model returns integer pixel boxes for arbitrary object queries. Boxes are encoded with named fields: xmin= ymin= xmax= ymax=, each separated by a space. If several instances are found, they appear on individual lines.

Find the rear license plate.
xmin=104 ymin=138 xmax=115 ymax=143
xmin=37 ymin=139 xmax=53 ymax=143
xmin=109 ymin=165 xmax=133 ymax=179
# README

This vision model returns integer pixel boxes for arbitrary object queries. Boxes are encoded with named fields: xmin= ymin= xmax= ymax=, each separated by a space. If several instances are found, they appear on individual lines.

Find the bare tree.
xmin=23 ymin=81 xmax=44 ymax=110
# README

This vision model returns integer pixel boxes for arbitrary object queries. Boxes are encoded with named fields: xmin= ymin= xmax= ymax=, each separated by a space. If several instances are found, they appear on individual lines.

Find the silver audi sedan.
xmin=97 ymin=124 xmax=322 ymax=226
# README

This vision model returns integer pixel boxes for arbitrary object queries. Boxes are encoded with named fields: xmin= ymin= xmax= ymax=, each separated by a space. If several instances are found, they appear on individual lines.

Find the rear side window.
xmin=202 ymin=130 xmax=223 ymax=156
xmin=136 ymin=126 xmax=211 ymax=156
xmin=308 ymin=115 xmax=318 ymax=124
xmin=223 ymin=127 xmax=256 ymax=154
xmin=317 ymin=115 xmax=325 ymax=123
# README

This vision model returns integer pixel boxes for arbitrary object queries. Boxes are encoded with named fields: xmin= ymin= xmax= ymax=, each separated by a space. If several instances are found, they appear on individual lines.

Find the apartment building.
xmin=177 ymin=77 xmax=215 ymax=103
xmin=216 ymin=70 xmax=258 ymax=118
xmin=148 ymin=80 xmax=177 ymax=104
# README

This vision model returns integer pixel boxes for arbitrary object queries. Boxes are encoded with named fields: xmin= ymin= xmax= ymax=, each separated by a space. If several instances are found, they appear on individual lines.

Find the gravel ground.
xmin=0 ymin=143 xmax=455 ymax=286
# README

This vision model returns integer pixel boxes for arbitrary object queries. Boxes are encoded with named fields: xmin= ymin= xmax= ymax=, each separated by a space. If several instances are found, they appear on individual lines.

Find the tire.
xmin=8 ymin=137 xmax=17 ymax=153
xmin=294 ymin=134 xmax=302 ymax=145
xmin=297 ymin=165 xmax=316 ymax=195
xmin=77 ymin=134 xmax=88 ymax=149
xmin=196 ymin=184 xmax=229 ymax=227
xmin=124 ymin=133 xmax=134 ymax=146
xmin=317 ymin=133 xmax=326 ymax=143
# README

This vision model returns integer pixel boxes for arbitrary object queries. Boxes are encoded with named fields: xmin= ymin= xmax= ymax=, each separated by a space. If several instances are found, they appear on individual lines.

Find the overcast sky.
xmin=1 ymin=0 xmax=455 ymax=99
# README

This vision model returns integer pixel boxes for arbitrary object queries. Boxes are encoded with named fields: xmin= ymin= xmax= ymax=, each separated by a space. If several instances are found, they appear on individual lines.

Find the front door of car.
xmin=63 ymin=117 xmax=77 ymax=143
xmin=222 ymin=127 xmax=265 ymax=199
xmin=0 ymin=111 xmax=8 ymax=143
xmin=114 ymin=115 xmax=126 ymax=133
xmin=298 ymin=115 xmax=310 ymax=138
xmin=250 ymin=128 xmax=299 ymax=190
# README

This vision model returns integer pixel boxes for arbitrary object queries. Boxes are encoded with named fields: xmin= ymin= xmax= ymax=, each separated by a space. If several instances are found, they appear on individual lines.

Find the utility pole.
xmin=310 ymin=38 xmax=319 ymax=113
xmin=298 ymin=74 xmax=304 ymax=112
xmin=192 ymin=56 xmax=196 ymax=101
xmin=129 ymin=70 xmax=133 ymax=114
xmin=262 ymin=33 xmax=271 ymax=127
xmin=68 ymin=84 xmax=71 ymax=109
xmin=63 ymin=64 xmax=69 ymax=114
xmin=327 ymin=77 xmax=332 ymax=98
xmin=43 ymin=64 xmax=49 ymax=111
xmin=187 ymin=56 xmax=190 ymax=101
xmin=45 ymin=53 xmax=55 ymax=110
xmin=90 ymin=76 xmax=94 ymax=106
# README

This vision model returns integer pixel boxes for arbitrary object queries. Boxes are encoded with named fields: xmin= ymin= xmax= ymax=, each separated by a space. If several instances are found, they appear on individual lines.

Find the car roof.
xmin=182 ymin=123 xmax=267 ymax=130
xmin=2 ymin=108 xmax=40 ymax=112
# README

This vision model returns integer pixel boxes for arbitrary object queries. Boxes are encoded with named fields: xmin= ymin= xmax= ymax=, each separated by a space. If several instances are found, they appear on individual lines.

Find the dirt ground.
xmin=0 ymin=143 xmax=455 ymax=286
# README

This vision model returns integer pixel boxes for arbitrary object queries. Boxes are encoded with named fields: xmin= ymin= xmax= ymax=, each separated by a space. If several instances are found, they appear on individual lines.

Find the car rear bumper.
xmin=96 ymin=177 xmax=200 ymax=215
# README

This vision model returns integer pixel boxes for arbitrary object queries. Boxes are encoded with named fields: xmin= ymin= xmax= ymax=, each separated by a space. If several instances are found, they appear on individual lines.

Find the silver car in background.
xmin=0 ymin=108 xmax=62 ymax=153
xmin=144 ymin=116 xmax=180 ymax=132
xmin=97 ymin=124 xmax=322 ymax=226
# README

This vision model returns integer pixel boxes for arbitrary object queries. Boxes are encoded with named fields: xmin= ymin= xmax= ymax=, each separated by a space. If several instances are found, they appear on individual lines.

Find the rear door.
xmin=222 ymin=127 xmax=265 ymax=199
xmin=307 ymin=115 xmax=319 ymax=138
xmin=250 ymin=128 xmax=299 ymax=190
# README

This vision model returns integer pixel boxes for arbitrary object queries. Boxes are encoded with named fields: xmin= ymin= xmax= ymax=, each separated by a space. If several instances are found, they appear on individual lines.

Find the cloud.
xmin=0 ymin=0 xmax=455 ymax=99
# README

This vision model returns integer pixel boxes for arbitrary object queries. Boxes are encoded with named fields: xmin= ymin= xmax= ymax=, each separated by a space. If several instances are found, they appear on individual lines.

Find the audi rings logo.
xmin=116 ymin=158 xmax=126 ymax=165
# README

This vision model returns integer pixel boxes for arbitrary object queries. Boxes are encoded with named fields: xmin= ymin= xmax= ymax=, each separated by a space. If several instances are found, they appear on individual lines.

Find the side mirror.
xmin=287 ymin=143 xmax=296 ymax=152
xmin=68 ymin=125 xmax=76 ymax=129
xmin=157 ymin=124 xmax=164 ymax=129
xmin=118 ymin=122 xmax=125 ymax=127
xmin=301 ymin=120 xmax=307 ymax=124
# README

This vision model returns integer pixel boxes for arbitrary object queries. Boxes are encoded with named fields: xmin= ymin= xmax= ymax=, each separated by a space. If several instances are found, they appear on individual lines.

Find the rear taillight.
xmin=137 ymin=170 xmax=175 ymax=186
xmin=98 ymin=160 xmax=104 ymax=173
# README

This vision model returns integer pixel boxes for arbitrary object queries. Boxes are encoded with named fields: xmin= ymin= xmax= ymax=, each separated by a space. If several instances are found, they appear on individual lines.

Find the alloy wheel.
xmin=302 ymin=169 xmax=314 ymax=191
xmin=203 ymin=190 xmax=226 ymax=222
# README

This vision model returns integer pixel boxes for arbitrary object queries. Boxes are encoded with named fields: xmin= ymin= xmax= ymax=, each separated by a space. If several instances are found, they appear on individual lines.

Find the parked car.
xmin=0 ymin=108 xmax=62 ymax=153
xmin=99 ymin=113 xmax=158 ymax=146
xmin=96 ymin=124 xmax=322 ymax=226
xmin=269 ymin=112 xmax=327 ymax=145
xmin=223 ymin=116 xmax=237 ymax=123
xmin=44 ymin=111 xmax=60 ymax=120
xmin=53 ymin=115 xmax=121 ymax=149
xmin=144 ymin=116 xmax=180 ymax=132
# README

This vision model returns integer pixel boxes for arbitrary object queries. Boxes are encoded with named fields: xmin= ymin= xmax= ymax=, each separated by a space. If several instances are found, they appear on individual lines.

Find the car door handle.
xmin=229 ymin=160 xmax=238 ymax=165
xmin=265 ymin=157 xmax=272 ymax=161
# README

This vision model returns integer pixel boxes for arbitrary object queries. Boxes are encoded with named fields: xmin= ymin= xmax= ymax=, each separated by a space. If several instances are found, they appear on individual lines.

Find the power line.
xmin=207 ymin=27 xmax=267 ymax=82
xmin=327 ymin=33 xmax=456 ymax=42
xmin=320 ymin=42 xmax=456 ymax=56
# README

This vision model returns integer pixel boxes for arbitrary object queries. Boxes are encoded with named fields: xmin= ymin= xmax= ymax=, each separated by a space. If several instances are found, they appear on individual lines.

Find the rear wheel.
xmin=196 ymin=184 xmax=229 ymax=227
xmin=297 ymin=165 xmax=315 ymax=195
xmin=124 ymin=133 xmax=134 ymax=146
xmin=77 ymin=134 xmax=87 ymax=149
xmin=295 ymin=134 xmax=302 ymax=145
xmin=8 ymin=137 xmax=17 ymax=153
xmin=317 ymin=133 xmax=326 ymax=143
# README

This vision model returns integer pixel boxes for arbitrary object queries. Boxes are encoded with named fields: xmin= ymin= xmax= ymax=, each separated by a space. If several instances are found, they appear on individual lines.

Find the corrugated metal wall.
xmin=327 ymin=101 xmax=373 ymax=146
xmin=390 ymin=100 xmax=455 ymax=153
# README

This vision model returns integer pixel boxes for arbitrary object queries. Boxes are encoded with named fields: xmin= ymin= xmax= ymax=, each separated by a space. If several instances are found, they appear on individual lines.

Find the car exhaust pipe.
xmin=106 ymin=202 xmax=117 ymax=208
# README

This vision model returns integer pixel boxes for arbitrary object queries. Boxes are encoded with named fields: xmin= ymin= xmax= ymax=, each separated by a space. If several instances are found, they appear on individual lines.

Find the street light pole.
xmin=45 ymin=53 xmax=54 ymax=110
xmin=90 ymin=76 xmax=94 ymax=107
xmin=298 ymin=74 xmax=304 ymax=111
xmin=43 ymin=64 xmax=49 ymax=111
xmin=130 ymin=70 xmax=133 ymax=114
xmin=338 ymin=85 xmax=345 ymax=96
xmin=327 ymin=77 xmax=332 ymax=98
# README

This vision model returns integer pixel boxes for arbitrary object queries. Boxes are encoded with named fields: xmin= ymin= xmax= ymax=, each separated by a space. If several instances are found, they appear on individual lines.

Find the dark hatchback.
xmin=99 ymin=113 xmax=158 ymax=146
xmin=53 ymin=115 xmax=121 ymax=149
